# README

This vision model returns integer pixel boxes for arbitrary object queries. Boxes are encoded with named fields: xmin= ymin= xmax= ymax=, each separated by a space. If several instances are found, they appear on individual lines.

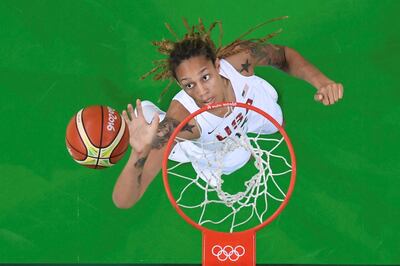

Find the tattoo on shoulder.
xmin=151 ymin=117 xmax=195 ymax=149
xmin=182 ymin=123 xmax=195 ymax=133
xmin=239 ymin=59 xmax=251 ymax=74
xmin=152 ymin=118 xmax=179 ymax=149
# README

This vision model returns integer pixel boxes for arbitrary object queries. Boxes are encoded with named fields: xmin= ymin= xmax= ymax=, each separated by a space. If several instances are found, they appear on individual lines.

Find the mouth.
xmin=204 ymin=97 xmax=215 ymax=105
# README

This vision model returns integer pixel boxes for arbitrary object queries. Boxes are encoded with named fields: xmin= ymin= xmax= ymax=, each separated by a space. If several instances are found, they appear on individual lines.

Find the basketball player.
xmin=112 ymin=19 xmax=344 ymax=208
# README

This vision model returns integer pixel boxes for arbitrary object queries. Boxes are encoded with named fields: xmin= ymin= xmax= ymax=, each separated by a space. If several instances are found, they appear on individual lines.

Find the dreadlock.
xmin=141 ymin=16 xmax=288 ymax=101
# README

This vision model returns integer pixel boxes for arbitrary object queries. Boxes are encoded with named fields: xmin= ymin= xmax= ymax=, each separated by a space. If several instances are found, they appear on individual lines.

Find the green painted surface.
xmin=0 ymin=0 xmax=399 ymax=264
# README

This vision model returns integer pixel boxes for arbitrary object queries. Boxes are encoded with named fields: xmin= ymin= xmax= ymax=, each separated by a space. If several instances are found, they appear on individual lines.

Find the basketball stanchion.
xmin=162 ymin=102 xmax=296 ymax=266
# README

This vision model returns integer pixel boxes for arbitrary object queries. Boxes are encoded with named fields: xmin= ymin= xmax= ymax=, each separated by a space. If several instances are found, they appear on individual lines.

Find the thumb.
xmin=314 ymin=93 xmax=324 ymax=102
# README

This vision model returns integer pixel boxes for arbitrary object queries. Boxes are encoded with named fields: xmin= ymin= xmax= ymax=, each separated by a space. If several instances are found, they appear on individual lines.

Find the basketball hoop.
xmin=162 ymin=102 xmax=296 ymax=265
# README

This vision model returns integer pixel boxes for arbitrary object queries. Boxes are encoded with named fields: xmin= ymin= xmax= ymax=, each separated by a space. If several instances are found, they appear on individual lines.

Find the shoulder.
xmin=222 ymin=45 xmax=255 ymax=77
xmin=166 ymin=99 xmax=190 ymax=120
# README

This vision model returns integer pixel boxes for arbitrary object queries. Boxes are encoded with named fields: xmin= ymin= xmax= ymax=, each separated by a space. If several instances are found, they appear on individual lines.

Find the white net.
xmin=166 ymin=105 xmax=293 ymax=232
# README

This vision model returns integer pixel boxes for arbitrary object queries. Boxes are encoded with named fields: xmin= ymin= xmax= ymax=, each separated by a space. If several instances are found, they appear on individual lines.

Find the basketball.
xmin=65 ymin=105 xmax=130 ymax=169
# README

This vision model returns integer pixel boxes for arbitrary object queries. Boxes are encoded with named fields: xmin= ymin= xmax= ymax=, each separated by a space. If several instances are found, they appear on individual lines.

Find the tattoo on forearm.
xmin=134 ymin=156 xmax=148 ymax=169
xmin=151 ymin=117 xmax=196 ymax=149
xmin=137 ymin=174 xmax=142 ymax=186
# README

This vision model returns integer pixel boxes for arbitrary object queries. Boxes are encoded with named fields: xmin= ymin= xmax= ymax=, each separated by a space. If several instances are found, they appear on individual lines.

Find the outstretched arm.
xmin=113 ymin=100 xmax=199 ymax=209
xmin=225 ymin=42 xmax=344 ymax=105
xmin=112 ymin=99 xmax=160 ymax=208
xmin=112 ymin=148 xmax=151 ymax=208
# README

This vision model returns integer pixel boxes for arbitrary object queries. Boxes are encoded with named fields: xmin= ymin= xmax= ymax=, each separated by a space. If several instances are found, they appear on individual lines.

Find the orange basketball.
xmin=65 ymin=106 xmax=129 ymax=169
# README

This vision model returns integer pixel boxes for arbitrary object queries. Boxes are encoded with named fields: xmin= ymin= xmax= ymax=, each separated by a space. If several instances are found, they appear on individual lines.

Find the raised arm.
xmin=224 ymin=42 xmax=343 ymax=105
xmin=112 ymin=99 xmax=159 ymax=208
xmin=112 ymin=100 xmax=199 ymax=209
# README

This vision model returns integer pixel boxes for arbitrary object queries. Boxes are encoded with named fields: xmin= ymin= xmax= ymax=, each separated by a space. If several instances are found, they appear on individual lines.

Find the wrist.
xmin=313 ymin=76 xmax=334 ymax=90
xmin=130 ymin=146 xmax=151 ymax=159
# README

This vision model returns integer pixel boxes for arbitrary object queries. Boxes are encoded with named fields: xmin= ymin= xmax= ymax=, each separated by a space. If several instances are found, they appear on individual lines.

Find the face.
xmin=175 ymin=56 xmax=225 ymax=108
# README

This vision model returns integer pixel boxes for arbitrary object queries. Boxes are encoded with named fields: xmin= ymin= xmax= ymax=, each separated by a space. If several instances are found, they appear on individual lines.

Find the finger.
xmin=314 ymin=93 xmax=324 ymax=102
xmin=327 ymin=86 xmax=335 ymax=105
xmin=333 ymin=85 xmax=339 ymax=102
xmin=121 ymin=110 xmax=131 ymax=124
xmin=127 ymin=104 xmax=135 ymax=119
xmin=150 ymin=113 xmax=160 ymax=131
xmin=322 ymin=92 xmax=330 ymax=105
xmin=338 ymin=83 xmax=344 ymax=99
xmin=135 ymin=99 xmax=144 ymax=118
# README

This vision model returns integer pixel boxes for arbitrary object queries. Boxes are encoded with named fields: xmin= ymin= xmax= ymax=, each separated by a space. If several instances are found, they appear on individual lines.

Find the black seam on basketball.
xmin=66 ymin=139 xmax=88 ymax=160
xmin=73 ymin=114 xmax=88 ymax=156
xmin=96 ymin=106 xmax=104 ymax=169
xmin=110 ymin=145 xmax=129 ymax=158
xmin=81 ymin=108 xmax=100 ymax=148
xmin=116 ymin=112 xmax=122 ymax=132
xmin=107 ymin=109 xmax=124 ymax=159
xmin=67 ymin=137 xmax=125 ymax=159
xmin=67 ymin=139 xmax=118 ymax=160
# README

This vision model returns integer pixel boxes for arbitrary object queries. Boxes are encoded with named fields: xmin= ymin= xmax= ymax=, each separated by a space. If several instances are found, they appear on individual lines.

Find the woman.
xmin=112 ymin=19 xmax=344 ymax=208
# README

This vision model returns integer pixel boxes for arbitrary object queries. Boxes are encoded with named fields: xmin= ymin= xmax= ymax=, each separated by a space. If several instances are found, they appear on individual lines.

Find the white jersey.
xmin=169 ymin=59 xmax=283 ymax=186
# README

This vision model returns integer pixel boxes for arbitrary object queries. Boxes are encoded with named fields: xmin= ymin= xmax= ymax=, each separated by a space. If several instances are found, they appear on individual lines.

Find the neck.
xmin=221 ymin=76 xmax=234 ymax=102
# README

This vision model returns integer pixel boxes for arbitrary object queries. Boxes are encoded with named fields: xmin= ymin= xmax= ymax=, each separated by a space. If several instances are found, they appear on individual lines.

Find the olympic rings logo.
xmin=211 ymin=245 xmax=245 ymax=262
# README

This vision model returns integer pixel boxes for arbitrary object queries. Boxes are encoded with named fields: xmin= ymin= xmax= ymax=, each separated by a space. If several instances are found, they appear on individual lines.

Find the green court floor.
xmin=0 ymin=0 xmax=399 ymax=264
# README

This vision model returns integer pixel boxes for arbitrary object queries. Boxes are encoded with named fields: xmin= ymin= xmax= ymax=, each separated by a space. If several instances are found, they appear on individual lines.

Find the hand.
xmin=314 ymin=82 xmax=344 ymax=105
xmin=121 ymin=99 xmax=160 ymax=154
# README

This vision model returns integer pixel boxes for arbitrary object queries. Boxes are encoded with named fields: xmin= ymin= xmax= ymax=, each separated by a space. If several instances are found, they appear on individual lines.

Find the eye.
xmin=185 ymin=83 xmax=195 ymax=89
xmin=203 ymin=74 xmax=210 ymax=81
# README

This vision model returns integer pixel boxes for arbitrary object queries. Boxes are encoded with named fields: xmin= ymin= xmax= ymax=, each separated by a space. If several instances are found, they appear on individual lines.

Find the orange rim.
xmin=162 ymin=102 xmax=296 ymax=233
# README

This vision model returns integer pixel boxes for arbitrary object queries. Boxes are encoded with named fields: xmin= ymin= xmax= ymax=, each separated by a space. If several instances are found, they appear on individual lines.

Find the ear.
xmin=214 ymin=58 xmax=221 ymax=72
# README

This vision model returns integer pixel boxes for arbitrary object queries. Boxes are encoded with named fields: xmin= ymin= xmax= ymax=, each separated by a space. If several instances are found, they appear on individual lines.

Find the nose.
xmin=197 ymin=83 xmax=210 ymax=101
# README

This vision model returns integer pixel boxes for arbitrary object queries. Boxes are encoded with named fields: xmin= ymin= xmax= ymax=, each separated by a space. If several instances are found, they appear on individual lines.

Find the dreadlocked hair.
xmin=141 ymin=16 xmax=288 ymax=101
